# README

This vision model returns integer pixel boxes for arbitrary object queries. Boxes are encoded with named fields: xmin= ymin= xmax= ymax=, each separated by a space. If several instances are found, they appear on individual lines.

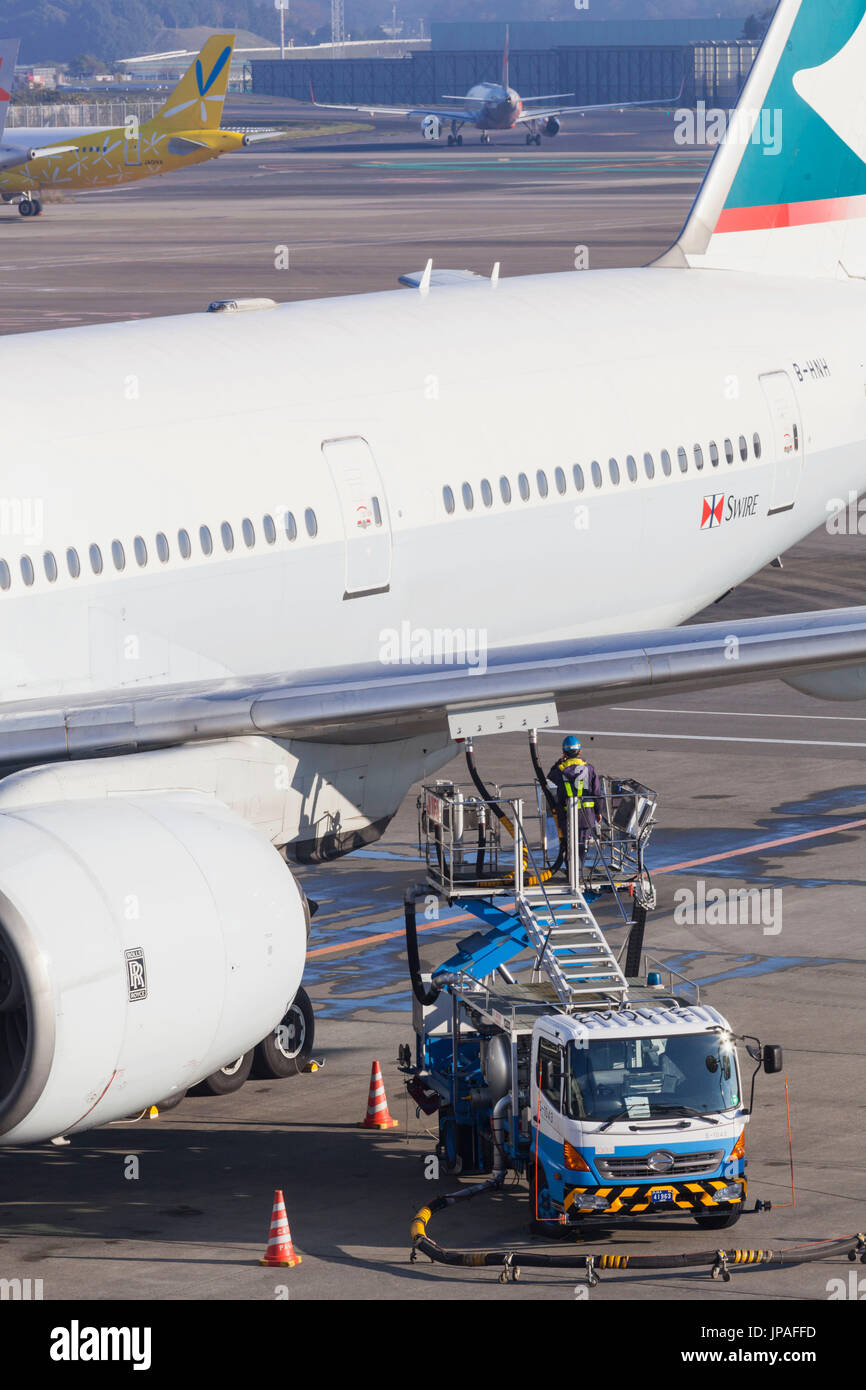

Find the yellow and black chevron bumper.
xmin=564 ymin=1178 xmax=746 ymax=1215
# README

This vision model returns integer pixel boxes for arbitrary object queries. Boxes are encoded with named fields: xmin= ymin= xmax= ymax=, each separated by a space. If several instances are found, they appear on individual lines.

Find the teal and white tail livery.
xmin=662 ymin=0 xmax=866 ymax=278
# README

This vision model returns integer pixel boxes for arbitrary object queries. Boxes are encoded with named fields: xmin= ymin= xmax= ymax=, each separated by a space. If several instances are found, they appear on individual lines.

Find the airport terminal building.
xmin=250 ymin=18 xmax=760 ymax=109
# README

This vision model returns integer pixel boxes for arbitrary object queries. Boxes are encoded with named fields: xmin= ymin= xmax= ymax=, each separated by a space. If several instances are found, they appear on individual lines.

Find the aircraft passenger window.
xmin=677 ymin=447 xmax=688 ymax=473
xmin=573 ymin=465 xmax=585 ymax=493
xmin=305 ymin=508 xmax=318 ymax=538
xmin=590 ymin=461 xmax=602 ymax=489
xmin=724 ymin=438 xmax=734 ymax=464
xmin=462 ymin=483 xmax=474 ymax=511
xmin=199 ymin=526 xmax=213 ymax=556
xmin=111 ymin=540 xmax=125 ymax=571
xmin=0 ymin=560 xmax=8 ymax=591
xmin=644 ymin=452 xmax=655 ymax=479
xmin=263 ymin=515 xmax=277 ymax=544
xmin=133 ymin=536 xmax=147 ymax=567
xmin=43 ymin=552 xmax=58 ymax=582
xmin=518 ymin=473 xmax=530 ymax=501
xmin=500 ymin=476 xmax=512 ymax=504
xmin=89 ymin=543 xmax=103 ymax=575
xmin=753 ymin=432 xmax=762 ymax=459
xmin=661 ymin=450 xmax=672 ymax=476
xmin=372 ymin=496 xmax=383 ymax=525
xmin=709 ymin=441 xmax=720 ymax=468
xmin=20 ymin=556 xmax=34 ymax=587
xmin=608 ymin=458 xmax=620 ymax=486
xmin=242 ymin=519 xmax=255 ymax=548
xmin=284 ymin=511 xmax=297 ymax=541
xmin=481 ymin=479 xmax=493 ymax=508
xmin=626 ymin=455 xmax=638 ymax=482
xmin=66 ymin=548 xmax=80 ymax=579
xmin=694 ymin=445 xmax=704 ymax=471
xmin=443 ymin=486 xmax=455 ymax=515
xmin=178 ymin=529 xmax=192 ymax=559
xmin=221 ymin=522 xmax=234 ymax=552
xmin=739 ymin=435 xmax=748 ymax=461
xmin=156 ymin=533 xmax=170 ymax=563
xmin=554 ymin=467 xmax=566 ymax=495
xmin=536 ymin=470 xmax=549 ymax=498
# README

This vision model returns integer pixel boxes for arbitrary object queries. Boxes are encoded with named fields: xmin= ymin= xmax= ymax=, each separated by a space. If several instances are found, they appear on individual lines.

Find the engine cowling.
xmin=422 ymin=115 xmax=442 ymax=142
xmin=0 ymin=793 xmax=306 ymax=1144
xmin=542 ymin=117 xmax=561 ymax=138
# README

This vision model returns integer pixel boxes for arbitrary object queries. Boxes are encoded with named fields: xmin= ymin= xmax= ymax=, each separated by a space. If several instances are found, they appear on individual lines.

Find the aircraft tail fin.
xmin=658 ymin=0 xmax=866 ymax=279
xmin=0 ymin=39 xmax=21 ymax=144
xmin=502 ymin=24 xmax=510 ymax=89
xmin=150 ymin=34 xmax=235 ymax=133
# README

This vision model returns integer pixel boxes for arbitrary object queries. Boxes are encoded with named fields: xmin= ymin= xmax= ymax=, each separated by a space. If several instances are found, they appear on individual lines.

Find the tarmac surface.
xmin=0 ymin=111 xmax=863 ymax=1306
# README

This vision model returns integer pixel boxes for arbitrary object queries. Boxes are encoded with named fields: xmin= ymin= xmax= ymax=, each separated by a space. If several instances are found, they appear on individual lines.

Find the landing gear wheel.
xmin=535 ymin=135 xmax=542 ymax=146
xmin=456 ymin=134 xmax=463 ymax=146
xmin=31 ymin=199 xmax=43 ymax=215
xmin=693 ymin=1205 xmax=742 ymax=1231
xmin=17 ymin=200 xmax=32 ymax=217
xmin=153 ymin=1090 xmax=186 ymax=1113
xmin=526 ymin=133 xmax=533 ymax=145
xmin=251 ymin=985 xmax=315 ymax=1079
xmin=447 ymin=134 xmax=454 ymax=146
xmin=192 ymin=1049 xmax=254 ymax=1096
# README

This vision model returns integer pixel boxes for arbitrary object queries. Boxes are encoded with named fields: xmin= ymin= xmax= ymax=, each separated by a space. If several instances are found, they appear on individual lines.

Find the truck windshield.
xmin=564 ymin=1033 xmax=740 ymax=1122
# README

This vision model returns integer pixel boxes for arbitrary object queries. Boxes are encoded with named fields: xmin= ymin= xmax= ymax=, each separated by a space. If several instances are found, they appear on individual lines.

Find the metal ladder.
xmin=516 ymin=883 xmax=629 ymax=1008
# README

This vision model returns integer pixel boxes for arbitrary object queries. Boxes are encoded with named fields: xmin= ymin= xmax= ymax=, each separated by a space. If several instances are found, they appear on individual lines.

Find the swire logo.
xmin=701 ymin=494 xmax=724 ymax=530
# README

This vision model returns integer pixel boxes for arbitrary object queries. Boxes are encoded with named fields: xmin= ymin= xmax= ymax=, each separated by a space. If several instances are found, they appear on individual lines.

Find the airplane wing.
xmin=308 ymin=88 xmax=480 ymax=124
xmin=515 ymin=76 xmax=686 ymax=124
xmin=1 ymin=605 xmax=864 ymax=766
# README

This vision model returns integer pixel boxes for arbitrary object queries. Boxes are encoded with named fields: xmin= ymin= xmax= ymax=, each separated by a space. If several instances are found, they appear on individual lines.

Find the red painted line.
xmin=652 ymin=815 xmax=866 ymax=875
xmin=308 ymin=816 xmax=866 ymax=959
xmin=67 ymin=1069 xmax=117 ymax=1130
xmin=716 ymin=193 xmax=866 ymax=234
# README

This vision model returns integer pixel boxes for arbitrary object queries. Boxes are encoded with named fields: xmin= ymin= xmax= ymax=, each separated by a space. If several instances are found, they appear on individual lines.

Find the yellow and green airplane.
xmin=0 ymin=34 xmax=283 ymax=216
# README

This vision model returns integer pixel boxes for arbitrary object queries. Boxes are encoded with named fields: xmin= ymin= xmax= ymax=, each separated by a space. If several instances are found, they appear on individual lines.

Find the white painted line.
xmin=575 ymin=729 xmax=866 ymax=749
xmin=611 ymin=707 xmax=866 ymax=722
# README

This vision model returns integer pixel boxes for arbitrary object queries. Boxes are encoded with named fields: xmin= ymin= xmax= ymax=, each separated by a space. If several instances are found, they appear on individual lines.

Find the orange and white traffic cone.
xmin=259 ymin=1189 xmax=302 ymax=1268
xmin=358 ymin=1059 xmax=398 ymax=1130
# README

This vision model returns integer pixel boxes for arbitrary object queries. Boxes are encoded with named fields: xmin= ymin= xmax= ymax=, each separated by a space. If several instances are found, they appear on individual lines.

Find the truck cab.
xmin=531 ymin=1004 xmax=749 ymax=1230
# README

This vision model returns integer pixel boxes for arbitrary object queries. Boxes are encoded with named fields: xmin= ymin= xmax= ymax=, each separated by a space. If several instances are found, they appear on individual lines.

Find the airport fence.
xmin=7 ymin=101 xmax=163 ymax=128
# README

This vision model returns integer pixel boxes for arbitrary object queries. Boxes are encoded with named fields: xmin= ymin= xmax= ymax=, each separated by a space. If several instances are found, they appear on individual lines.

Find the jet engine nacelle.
xmin=422 ymin=115 xmax=442 ymax=142
xmin=0 ymin=793 xmax=307 ymax=1145
xmin=542 ymin=117 xmax=561 ymax=138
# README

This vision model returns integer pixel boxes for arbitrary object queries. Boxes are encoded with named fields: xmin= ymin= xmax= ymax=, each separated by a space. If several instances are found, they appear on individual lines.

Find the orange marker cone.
xmin=259 ymin=1189 xmax=302 ymax=1268
xmin=358 ymin=1059 xmax=398 ymax=1130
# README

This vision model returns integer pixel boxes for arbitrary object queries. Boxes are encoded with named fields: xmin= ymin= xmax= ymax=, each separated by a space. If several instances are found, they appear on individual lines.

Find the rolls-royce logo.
xmin=125 ymin=947 xmax=147 ymax=1001
xmin=647 ymin=1149 xmax=675 ymax=1174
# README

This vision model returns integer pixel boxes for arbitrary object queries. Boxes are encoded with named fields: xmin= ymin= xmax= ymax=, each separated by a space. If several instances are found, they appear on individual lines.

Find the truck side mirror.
xmin=762 ymin=1044 xmax=783 ymax=1074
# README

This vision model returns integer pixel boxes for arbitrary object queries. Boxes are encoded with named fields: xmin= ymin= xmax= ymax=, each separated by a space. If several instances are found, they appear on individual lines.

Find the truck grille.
xmin=595 ymin=1150 xmax=724 ymax=1180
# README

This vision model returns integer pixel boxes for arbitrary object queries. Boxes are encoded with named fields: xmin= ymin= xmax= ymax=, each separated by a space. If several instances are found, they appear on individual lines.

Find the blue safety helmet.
xmin=562 ymin=735 xmax=582 ymax=755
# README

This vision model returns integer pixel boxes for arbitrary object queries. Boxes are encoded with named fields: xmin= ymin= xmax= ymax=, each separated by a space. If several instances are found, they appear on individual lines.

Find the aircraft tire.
xmin=251 ymin=986 xmax=315 ymax=1079
xmin=192 ymin=1049 xmax=255 ymax=1095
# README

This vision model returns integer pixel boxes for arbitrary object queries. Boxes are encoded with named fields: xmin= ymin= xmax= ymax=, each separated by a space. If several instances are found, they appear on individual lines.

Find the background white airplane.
xmin=312 ymin=26 xmax=684 ymax=145
xmin=1 ymin=0 xmax=865 ymax=1147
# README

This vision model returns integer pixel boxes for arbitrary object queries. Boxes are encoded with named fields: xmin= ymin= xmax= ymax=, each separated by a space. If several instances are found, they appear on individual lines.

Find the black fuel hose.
xmin=410 ymin=1188 xmax=865 ymax=1276
xmin=405 ymin=885 xmax=440 ymax=1006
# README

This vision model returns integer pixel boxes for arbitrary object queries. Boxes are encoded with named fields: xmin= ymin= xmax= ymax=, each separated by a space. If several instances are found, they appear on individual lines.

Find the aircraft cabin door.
xmin=322 ymin=436 xmax=392 ymax=598
xmin=124 ymin=115 xmax=141 ymax=166
xmin=759 ymin=370 xmax=804 ymax=515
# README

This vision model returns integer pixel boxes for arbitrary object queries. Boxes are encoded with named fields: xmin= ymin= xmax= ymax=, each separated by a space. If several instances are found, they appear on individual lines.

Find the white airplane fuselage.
xmin=0 ymin=267 xmax=860 ymax=714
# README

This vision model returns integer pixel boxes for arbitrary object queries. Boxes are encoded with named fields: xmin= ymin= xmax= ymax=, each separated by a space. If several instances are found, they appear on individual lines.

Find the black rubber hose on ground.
xmin=410 ymin=1187 xmax=865 ymax=1274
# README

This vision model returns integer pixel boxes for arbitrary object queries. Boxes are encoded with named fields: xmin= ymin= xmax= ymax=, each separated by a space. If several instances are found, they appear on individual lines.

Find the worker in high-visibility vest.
xmin=547 ymin=735 xmax=602 ymax=864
